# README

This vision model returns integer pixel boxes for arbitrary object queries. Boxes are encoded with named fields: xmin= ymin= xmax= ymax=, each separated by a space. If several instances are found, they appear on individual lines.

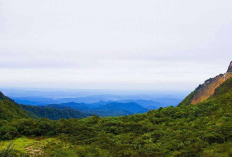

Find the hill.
xmin=179 ymin=62 xmax=232 ymax=106
xmin=86 ymin=102 xmax=148 ymax=117
xmin=2 ymin=63 xmax=232 ymax=156
xmin=21 ymin=105 xmax=92 ymax=120
xmin=0 ymin=92 xmax=31 ymax=121
xmin=2 ymin=76 xmax=232 ymax=156
xmin=45 ymin=102 xmax=148 ymax=117
xmin=8 ymin=92 xmax=183 ymax=109
xmin=105 ymin=102 xmax=148 ymax=114
xmin=115 ymin=99 xmax=161 ymax=109
xmin=0 ymin=91 xmax=14 ymax=102
xmin=49 ymin=102 xmax=90 ymax=111
xmin=0 ymin=91 xmax=92 ymax=121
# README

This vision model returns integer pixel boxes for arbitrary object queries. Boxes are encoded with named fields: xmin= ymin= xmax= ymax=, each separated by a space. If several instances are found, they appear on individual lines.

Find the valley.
xmin=1 ymin=63 xmax=232 ymax=156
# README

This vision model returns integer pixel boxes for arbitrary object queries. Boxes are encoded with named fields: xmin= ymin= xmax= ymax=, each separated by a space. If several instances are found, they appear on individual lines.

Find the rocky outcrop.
xmin=179 ymin=61 xmax=232 ymax=106
xmin=227 ymin=61 xmax=232 ymax=73
xmin=190 ymin=73 xmax=232 ymax=104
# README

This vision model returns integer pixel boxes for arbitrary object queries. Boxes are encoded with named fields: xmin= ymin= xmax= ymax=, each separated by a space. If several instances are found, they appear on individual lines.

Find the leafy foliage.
xmin=0 ymin=92 xmax=32 ymax=121
xmin=0 ymin=100 xmax=31 ymax=121
xmin=21 ymin=105 xmax=91 ymax=120
xmin=0 ymin=142 xmax=28 ymax=157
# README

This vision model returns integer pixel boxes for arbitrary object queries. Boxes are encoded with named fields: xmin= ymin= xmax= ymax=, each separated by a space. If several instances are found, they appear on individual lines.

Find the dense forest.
xmin=1 ymin=77 xmax=232 ymax=156
xmin=21 ymin=105 xmax=91 ymax=120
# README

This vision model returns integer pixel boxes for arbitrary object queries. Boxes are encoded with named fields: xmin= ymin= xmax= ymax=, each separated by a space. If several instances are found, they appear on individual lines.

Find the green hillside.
xmin=0 ymin=91 xmax=92 ymax=121
xmin=0 ymin=92 xmax=31 ymax=121
xmin=21 ymin=105 xmax=92 ymax=120
xmin=1 ymin=78 xmax=232 ymax=156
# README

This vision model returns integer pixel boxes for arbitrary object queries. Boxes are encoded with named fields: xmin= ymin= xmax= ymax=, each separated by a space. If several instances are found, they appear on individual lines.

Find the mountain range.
xmin=0 ymin=92 xmax=90 ymax=120
xmin=46 ymin=102 xmax=148 ymax=117
xmin=1 ymin=62 xmax=232 ymax=156
xmin=9 ymin=95 xmax=182 ymax=108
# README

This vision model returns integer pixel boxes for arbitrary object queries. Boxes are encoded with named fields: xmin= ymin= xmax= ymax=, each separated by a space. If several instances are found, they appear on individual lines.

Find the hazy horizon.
xmin=0 ymin=87 xmax=189 ymax=99
xmin=1 ymin=0 xmax=232 ymax=90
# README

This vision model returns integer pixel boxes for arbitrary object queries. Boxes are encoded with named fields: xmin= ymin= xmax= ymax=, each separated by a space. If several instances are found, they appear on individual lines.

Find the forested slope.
xmin=0 ymin=92 xmax=31 ymax=121
xmin=21 ymin=105 xmax=91 ymax=120
xmin=1 ymin=78 xmax=232 ymax=156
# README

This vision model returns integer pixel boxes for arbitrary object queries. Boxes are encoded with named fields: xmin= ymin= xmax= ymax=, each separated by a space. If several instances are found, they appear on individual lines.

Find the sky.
xmin=0 ymin=0 xmax=232 ymax=90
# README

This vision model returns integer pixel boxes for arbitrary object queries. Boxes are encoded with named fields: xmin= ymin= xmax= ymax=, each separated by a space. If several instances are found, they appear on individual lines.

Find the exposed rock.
xmin=227 ymin=61 xmax=232 ymax=73
xmin=179 ymin=62 xmax=232 ymax=106
xmin=191 ymin=73 xmax=232 ymax=104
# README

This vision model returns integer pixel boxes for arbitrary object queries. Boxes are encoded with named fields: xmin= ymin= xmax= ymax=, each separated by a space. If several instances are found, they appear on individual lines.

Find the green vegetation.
xmin=0 ymin=92 xmax=32 ymax=121
xmin=0 ymin=92 xmax=15 ymax=102
xmin=0 ymin=137 xmax=58 ymax=156
xmin=21 ymin=105 xmax=91 ymax=120
xmin=1 ymin=78 xmax=232 ymax=156
xmin=0 ymin=100 xmax=31 ymax=121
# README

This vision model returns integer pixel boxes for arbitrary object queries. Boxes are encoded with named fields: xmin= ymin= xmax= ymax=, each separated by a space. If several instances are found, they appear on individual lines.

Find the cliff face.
xmin=191 ymin=73 xmax=232 ymax=104
xmin=227 ymin=61 xmax=232 ymax=73
xmin=179 ymin=62 xmax=232 ymax=106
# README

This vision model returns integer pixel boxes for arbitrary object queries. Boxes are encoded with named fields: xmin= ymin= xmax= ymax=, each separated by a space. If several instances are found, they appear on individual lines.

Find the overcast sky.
xmin=0 ymin=0 xmax=232 ymax=90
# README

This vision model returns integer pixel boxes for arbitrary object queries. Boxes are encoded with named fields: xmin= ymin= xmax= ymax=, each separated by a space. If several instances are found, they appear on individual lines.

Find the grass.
xmin=0 ymin=137 xmax=57 ymax=154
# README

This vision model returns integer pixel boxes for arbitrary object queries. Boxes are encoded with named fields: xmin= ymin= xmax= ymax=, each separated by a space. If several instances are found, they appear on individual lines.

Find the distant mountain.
xmin=10 ymin=95 xmax=183 ymax=108
xmin=12 ymin=97 xmax=55 ymax=106
xmin=46 ymin=99 xmax=173 ymax=111
xmin=118 ymin=99 xmax=161 ymax=109
xmin=104 ymin=102 xmax=148 ymax=114
xmin=0 ymin=91 xmax=92 ymax=120
xmin=154 ymin=98 xmax=182 ymax=107
xmin=86 ymin=104 xmax=133 ymax=117
xmin=46 ymin=104 xmax=72 ymax=110
xmin=89 ymin=100 xmax=109 ymax=108
xmin=48 ymin=102 xmax=90 ymax=111
xmin=82 ymin=102 xmax=148 ymax=117
xmin=21 ymin=105 xmax=92 ymax=120
xmin=179 ymin=61 xmax=232 ymax=106
xmin=45 ymin=102 xmax=148 ymax=117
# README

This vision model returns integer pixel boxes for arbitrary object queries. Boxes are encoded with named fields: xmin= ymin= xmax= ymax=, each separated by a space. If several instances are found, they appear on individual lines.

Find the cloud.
xmin=0 ymin=0 xmax=232 ymax=89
